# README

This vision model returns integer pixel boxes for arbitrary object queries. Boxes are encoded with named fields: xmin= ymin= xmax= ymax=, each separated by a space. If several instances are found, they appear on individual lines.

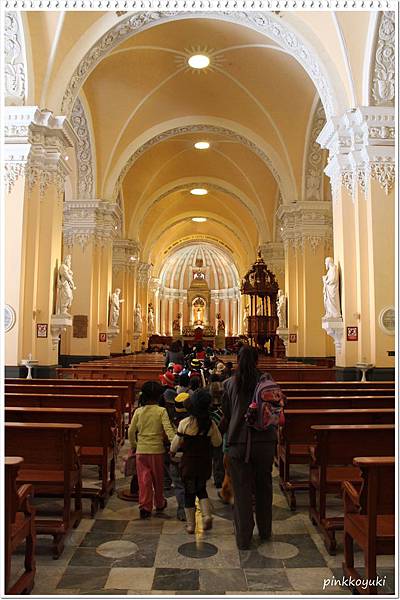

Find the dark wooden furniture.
xmin=278 ymin=408 xmax=394 ymax=510
xmin=5 ymin=423 xmax=82 ymax=558
xmin=309 ymin=424 xmax=395 ymax=554
xmin=5 ymin=457 xmax=36 ymax=595
xmin=6 ymin=407 xmax=116 ymax=516
xmin=342 ymin=457 xmax=395 ymax=594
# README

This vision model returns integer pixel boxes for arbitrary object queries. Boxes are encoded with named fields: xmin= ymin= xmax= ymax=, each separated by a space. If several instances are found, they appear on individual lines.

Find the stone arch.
xmin=369 ymin=11 xmax=395 ymax=106
xmin=302 ymin=98 xmax=327 ymax=202
xmin=5 ymin=11 xmax=28 ymax=106
xmin=70 ymin=94 xmax=96 ymax=199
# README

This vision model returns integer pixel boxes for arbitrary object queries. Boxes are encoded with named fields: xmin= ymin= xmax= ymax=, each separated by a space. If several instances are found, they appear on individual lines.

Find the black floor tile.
xmin=153 ymin=568 xmax=199 ymax=591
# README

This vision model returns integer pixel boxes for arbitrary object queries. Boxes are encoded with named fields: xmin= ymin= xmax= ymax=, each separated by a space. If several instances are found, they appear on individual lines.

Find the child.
xmin=170 ymin=389 xmax=222 ymax=533
xmin=128 ymin=381 xmax=176 ymax=519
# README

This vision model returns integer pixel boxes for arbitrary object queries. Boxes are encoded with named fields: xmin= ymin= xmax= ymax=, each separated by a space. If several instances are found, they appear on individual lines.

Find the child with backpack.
xmin=170 ymin=389 xmax=222 ymax=533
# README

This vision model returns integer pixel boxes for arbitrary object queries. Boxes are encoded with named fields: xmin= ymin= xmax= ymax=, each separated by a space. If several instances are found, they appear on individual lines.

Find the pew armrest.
xmin=17 ymin=484 xmax=35 ymax=515
xmin=342 ymin=480 xmax=360 ymax=513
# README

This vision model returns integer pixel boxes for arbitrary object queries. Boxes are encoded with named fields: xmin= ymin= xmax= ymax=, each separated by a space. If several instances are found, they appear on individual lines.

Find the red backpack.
xmin=245 ymin=373 xmax=286 ymax=431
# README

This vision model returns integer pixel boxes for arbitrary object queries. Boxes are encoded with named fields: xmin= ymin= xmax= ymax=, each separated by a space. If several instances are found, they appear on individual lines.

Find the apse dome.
xmin=159 ymin=242 xmax=239 ymax=291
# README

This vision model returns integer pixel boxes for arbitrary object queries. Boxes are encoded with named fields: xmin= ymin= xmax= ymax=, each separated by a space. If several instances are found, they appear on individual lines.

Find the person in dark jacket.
xmin=165 ymin=341 xmax=185 ymax=367
xmin=222 ymin=345 xmax=276 ymax=550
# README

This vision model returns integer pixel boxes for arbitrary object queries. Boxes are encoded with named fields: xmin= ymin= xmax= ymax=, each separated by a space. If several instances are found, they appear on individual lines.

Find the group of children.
xmin=127 ymin=353 xmax=233 ymax=533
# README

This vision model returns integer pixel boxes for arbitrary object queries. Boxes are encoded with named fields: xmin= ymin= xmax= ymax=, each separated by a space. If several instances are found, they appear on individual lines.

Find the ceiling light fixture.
xmin=188 ymin=54 xmax=210 ymax=69
xmin=190 ymin=188 xmax=208 ymax=196
xmin=192 ymin=217 xmax=207 ymax=223
xmin=194 ymin=141 xmax=210 ymax=150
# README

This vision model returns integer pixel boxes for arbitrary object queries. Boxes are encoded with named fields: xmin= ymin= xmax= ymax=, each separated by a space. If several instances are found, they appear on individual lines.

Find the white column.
xmin=161 ymin=297 xmax=166 ymax=336
xmin=224 ymin=299 xmax=230 ymax=335
xmin=178 ymin=297 xmax=184 ymax=333
xmin=214 ymin=299 xmax=220 ymax=330
xmin=154 ymin=290 xmax=160 ymax=335
xmin=233 ymin=299 xmax=238 ymax=336
xmin=168 ymin=298 xmax=173 ymax=335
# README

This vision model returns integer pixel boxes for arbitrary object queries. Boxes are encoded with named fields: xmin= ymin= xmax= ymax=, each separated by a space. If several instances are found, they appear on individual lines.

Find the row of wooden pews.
xmin=276 ymin=379 xmax=395 ymax=595
xmin=4 ymin=376 xmax=138 ymax=579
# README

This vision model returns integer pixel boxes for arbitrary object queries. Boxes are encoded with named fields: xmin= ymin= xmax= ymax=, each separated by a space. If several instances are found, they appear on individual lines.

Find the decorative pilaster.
xmin=318 ymin=106 xmax=395 ymax=367
xmin=5 ymin=107 xmax=76 ymax=366
xmin=260 ymin=242 xmax=285 ymax=287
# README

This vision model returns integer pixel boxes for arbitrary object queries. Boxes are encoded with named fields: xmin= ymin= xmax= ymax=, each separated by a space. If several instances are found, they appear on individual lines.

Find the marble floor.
xmin=10 ymin=449 xmax=395 ymax=596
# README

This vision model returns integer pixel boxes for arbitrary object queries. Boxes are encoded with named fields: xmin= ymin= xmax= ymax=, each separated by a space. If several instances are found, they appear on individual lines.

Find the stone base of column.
xmin=276 ymin=328 xmax=289 ymax=353
xmin=50 ymin=314 xmax=72 ymax=350
xmin=107 ymin=325 xmax=119 ymax=348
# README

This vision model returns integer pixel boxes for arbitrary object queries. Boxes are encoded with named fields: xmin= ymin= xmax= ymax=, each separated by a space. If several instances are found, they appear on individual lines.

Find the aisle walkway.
xmin=11 ymin=446 xmax=394 ymax=596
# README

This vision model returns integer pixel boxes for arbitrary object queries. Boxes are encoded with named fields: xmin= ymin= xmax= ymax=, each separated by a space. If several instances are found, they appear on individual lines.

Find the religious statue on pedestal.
xmin=277 ymin=289 xmax=287 ymax=329
xmin=147 ymin=303 xmax=155 ymax=334
xmin=56 ymin=254 xmax=76 ymax=315
xmin=109 ymin=288 xmax=124 ymax=327
xmin=173 ymin=313 xmax=182 ymax=331
xmin=322 ymin=257 xmax=341 ymax=318
xmin=134 ymin=303 xmax=143 ymax=334
xmin=216 ymin=312 xmax=225 ymax=331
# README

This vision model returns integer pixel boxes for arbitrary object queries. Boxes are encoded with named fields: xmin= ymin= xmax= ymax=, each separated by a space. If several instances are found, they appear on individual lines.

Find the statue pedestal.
xmin=215 ymin=329 xmax=225 ymax=350
xmin=107 ymin=325 xmax=119 ymax=347
xmin=133 ymin=333 xmax=140 ymax=352
xmin=50 ymin=314 xmax=72 ymax=350
xmin=276 ymin=327 xmax=289 ymax=352
xmin=322 ymin=316 xmax=344 ymax=352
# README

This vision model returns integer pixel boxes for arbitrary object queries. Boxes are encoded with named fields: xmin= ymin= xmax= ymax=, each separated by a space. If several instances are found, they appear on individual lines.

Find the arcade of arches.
xmin=4 ymin=9 xmax=395 ymax=372
xmin=3 ymin=5 xmax=396 ymax=597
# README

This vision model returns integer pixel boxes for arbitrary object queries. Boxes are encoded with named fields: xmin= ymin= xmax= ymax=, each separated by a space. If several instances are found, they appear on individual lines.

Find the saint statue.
xmin=216 ymin=312 xmax=225 ymax=331
xmin=243 ymin=305 xmax=249 ymax=329
xmin=109 ymin=288 xmax=124 ymax=327
xmin=256 ymin=304 xmax=262 ymax=316
xmin=134 ymin=303 xmax=143 ymax=334
xmin=322 ymin=257 xmax=341 ymax=318
xmin=56 ymin=254 xmax=76 ymax=315
xmin=277 ymin=290 xmax=287 ymax=329
xmin=147 ymin=303 xmax=155 ymax=334
xmin=173 ymin=313 xmax=182 ymax=331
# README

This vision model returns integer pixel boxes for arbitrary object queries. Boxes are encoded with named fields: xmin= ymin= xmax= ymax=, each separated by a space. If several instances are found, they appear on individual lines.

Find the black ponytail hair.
xmin=140 ymin=381 xmax=164 ymax=405
xmin=235 ymin=345 xmax=259 ymax=402
xmin=187 ymin=388 xmax=212 ymax=435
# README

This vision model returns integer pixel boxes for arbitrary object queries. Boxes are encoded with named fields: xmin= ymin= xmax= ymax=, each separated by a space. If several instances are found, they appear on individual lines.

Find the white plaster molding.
xmin=137 ymin=262 xmax=152 ymax=285
xmin=277 ymin=202 xmax=333 ymax=254
xmin=371 ymin=11 xmax=395 ymax=106
xmin=304 ymin=101 xmax=326 ymax=202
xmin=259 ymin=242 xmax=285 ymax=276
xmin=63 ymin=199 xmax=122 ymax=250
xmin=60 ymin=11 xmax=336 ymax=119
xmin=71 ymin=96 xmax=95 ymax=199
xmin=112 ymin=238 xmax=141 ymax=274
xmin=4 ymin=106 xmax=76 ymax=196
xmin=50 ymin=314 xmax=72 ymax=350
xmin=5 ymin=12 xmax=26 ymax=106
xmin=318 ymin=106 xmax=395 ymax=199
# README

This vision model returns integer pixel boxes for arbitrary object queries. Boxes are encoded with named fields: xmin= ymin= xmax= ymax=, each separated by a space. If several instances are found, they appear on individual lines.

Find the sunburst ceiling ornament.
xmin=174 ymin=46 xmax=225 ymax=73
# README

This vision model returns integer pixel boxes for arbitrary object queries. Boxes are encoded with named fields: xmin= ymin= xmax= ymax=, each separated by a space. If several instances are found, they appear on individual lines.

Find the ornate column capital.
xmin=277 ymin=201 xmax=333 ymax=254
xmin=318 ymin=106 xmax=395 ymax=199
xmin=4 ymin=106 xmax=77 ymax=196
xmin=63 ymin=199 xmax=122 ymax=250
xmin=112 ymin=239 xmax=141 ymax=274
xmin=137 ymin=262 xmax=152 ymax=285
xmin=260 ymin=242 xmax=285 ymax=277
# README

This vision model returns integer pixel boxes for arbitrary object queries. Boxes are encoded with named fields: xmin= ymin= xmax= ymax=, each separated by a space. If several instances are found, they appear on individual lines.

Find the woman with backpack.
xmin=221 ymin=345 xmax=280 ymax=550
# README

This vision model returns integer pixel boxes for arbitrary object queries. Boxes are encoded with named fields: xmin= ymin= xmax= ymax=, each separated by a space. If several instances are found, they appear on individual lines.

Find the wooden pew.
xmin=5 ymin=423 xmax=82 ymax=558
xmin=342 ymin=457 xmax=395 ymax=594
xmin=5 ymin=392 xmax=124 ymax=446
xmin=6 ymin=407 xmax=116 ymax=516
xmin=282 ymin=387 xmax=394 ymax=397
xmin=5 ymin=457 xmax=36 ymax=595
xmin=309 ymin=424 xmax=395 ymax=554
xmin=6 ymin=378 xmax=136 ymax=433
xmin=281 ymin=381 xmax=394 ymax=389
xmin=278 ymin=409 xmax=395 ymax=510
xmin=282 ymin=395 xmax=395 ymax=410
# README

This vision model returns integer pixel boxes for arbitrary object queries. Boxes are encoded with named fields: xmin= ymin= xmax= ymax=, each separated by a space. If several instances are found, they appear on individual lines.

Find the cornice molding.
xmin=277 ymin=201 xmax=333 ymax=253
xmin=63 ymin=199 xmax=122 ymax=250
xmin=112 ymin=238 xmax=141 ymax=274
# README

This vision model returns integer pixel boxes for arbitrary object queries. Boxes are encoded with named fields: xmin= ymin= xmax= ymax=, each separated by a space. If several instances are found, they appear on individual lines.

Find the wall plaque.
xmin=99 ymin=332 xmax=107 ymax=342
xmin=289 ymin=333 xmax=297 ymax=343
xmin=73 ymin=314 xmax=88 ymax=338
xmin=36 ymin=323 xmax=48 ymax=338
xmin=346 ymin=326 xmax=358 ymax=341
xmin=5 ymin=304 xmax=16 ymax=333
xmin=378 ymin=306 xmax=395 ymax=336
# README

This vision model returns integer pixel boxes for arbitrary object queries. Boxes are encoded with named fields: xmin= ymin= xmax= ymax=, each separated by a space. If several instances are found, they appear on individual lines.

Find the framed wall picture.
xmin=289 ymin=333 xmax=297 ymax=343
xmin=36 ymin=323 xmax=48 ymax=338
xmin=73 ymin=314 xmax=88 ymax=338
xmin=346 ymin=326 xmax=358 ymax=341
xmin=99 ymin=332 xmax=107 ymax=343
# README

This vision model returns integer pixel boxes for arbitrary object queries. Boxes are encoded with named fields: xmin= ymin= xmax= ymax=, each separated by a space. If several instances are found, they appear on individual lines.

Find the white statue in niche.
xmin=110 ymin=288 xmax=124 ymax=327
xmin=134 ymin=303 xmax=143 ymax=334
xmin=322 ymin=257 xmax=341 ymax=318
xmin=277 ymin=290 xmax=287 ymax=329
xmin=243 ymin=305 xmax=249 ymax=328
xmin=56 ymin=254 xmax=76 ymax=315
xmin=147 ymin=303 xmax=155 ymax=334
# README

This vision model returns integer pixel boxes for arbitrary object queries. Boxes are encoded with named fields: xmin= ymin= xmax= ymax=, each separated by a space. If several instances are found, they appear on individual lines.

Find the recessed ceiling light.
xmin=188 ymin=54 xmax=210 ymax=69
xmin=190 ymin=188 xmax=208 ymax=196
xmin=194 ymin=141 xmax=210 ymax=150
xmin=192 ymin=217 xmax=207 ymax=222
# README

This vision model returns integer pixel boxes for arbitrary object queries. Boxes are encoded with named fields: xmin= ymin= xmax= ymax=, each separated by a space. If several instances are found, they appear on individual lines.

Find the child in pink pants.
xmin=128 ymin=381 xmax=175 ymax=519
